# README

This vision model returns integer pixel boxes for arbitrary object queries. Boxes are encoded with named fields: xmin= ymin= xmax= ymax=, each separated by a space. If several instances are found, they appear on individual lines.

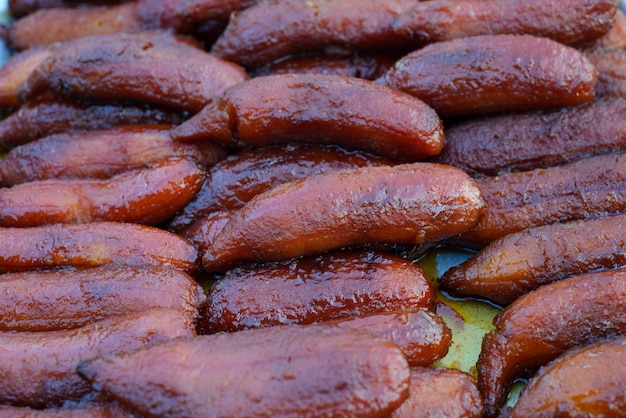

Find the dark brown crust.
xmin=459 ymin=153 xmax=626 ymax=247
xmin=167 ymin=144 xmax=392 ymax=231
xmin=434 ymin=98 xmax=626 ymax=177
xmin=382 ymin=34 xmax=597 ymax=117
xmin=0 ymin=157 xmax=206 ymax=227
xmin=392 ymin=0 xmax=617 ymax=46
xmin=18 ymin=31 xmax=249 ymax=112
xmin=509 ymin=336 xmax=626 ymax=417
xmin=201 ymin=162 xmax=485 ymax=272
xmin=0 ymin=265 xmax=205 ymax=331
xmin=333 ymin=310 xmax=451 ymax=367
xmin=171 ymin=73 xmax=444 ymax=161
xmin=210 ymin=0 xmax=419 ymax=67
xmin=0 ymin=92 xmax=186 ymax=151
xmin=390 ymin=367 xmax=484 ymax=418
xmin=199 ymin=250 xmax=434 ymax=333
xmin=0 ymin=125 xmax=225 ymax=186
xmin=476 ymin=270 xmax=626 ymax=417
xmin=0 ymin=308 xmax=196 ymax=408
xmin=441 ymin=214 xmax=626 ymax=306
xmin=77 ymin=324 xmax=410 ymax=417
xmin=0 ymin=222 xmax=199 ymax=274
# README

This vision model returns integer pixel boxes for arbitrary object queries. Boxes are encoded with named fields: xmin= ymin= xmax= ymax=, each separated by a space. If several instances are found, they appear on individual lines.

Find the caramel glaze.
xmin=0 ymin=265 xmax=205 ymax=332
xmin=0 ymin=92 xmax=186 ymax=151
xmin=167 ymin=144 xmax=392 ymax=232
xmin=199 ymin=250 xmax=434 ymax=332
xmin=0 ymin=222 xmax=199 ymax=275
xmin=435 ymin=97 xmax=626 ymax=177
xmin=0 ymin=125 xmax=225 ymax=186
xmin=18 ymin=31 xmax=249 ymax=113
xmin=441 ymin=214 xmax=626 ymax=306
xmin=477 ymin=270 xmax=626 ymax=417
xmin=332 ymin=309 xmax=452 ymax=367
xmin=210 ymin=0 xmax=419 ymax=68
xmin=0 ymin=157 xmax=205 ymax=227
xmin=390 ymin=367 xmax=484 ymax=418
xmin=201 ymin=162 xmax=485 ymax=272
xmin=77 ymin=324 xmax=410 ymax=418
xmin=382 ymin=34 xmax=597 ymax=117
xmin=172 ymin=73 xmax=444 ymax=162
xmin=508 ymin=336 xmax=626 ymax=417
xmin=585 ymin=47 xmax=626 ymax=99
xmin=0 ymin=45 xmax=54 ymax=107
xmin=0 ymin=308 xmax=196 ymax=408
xmin=180 ymin=210 xmax=234 ymax=255
xmin=392 ymin=0 xmax=617 ymax=46
xmin=459 ymin=153 xmax=626 ymax=247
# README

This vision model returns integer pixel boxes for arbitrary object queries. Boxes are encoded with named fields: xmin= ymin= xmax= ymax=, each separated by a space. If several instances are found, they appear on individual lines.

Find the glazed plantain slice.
xmin=477 ymin=269 xmax=626 ymax=416
xmin=77 ymin=324 xmax=411 ymax=418
xmin=441 ymin=214 xmax=626 ymax=306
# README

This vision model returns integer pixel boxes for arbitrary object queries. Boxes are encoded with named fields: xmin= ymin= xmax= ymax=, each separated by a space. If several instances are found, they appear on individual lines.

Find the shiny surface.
xmin=392 ymin=0 xmax=617 ymax=46
xmin=0 ymin=157 xmax=206 ymax=227
xmin=18 ymin=31 xmax=248 ymax=112
xmin=383 ymin=34 xmax=597 ymax=117
xmin=390 ymin=367 xmax=483 ymax=418
xmin=442 ymin=214 xmax=626 ymax=305
xmin=477 ymin=270 xmax=626 ymax=416
xmin=0 ymin=222 xmax=199 ymax=274
xmin=78 ymin=325 xmax=411 ymax=418
xmin=460 ymin=153 xmax=626 ymax=247
xmin=435 ymin=97 xmax=626 ymax=176
xmin=0 ymin=265 xmax=204 ymax=331
xmin=0 ymin=308 xmax=196 ymax=408
xmin=168 ymin=144 xmax=391 ymax=231
xmin=0 ymin=125 xmax=224 ymax=186
xmin=202 ymin=162 xmax=485 ymax=272
xmin=211 ymin=0 xmax=419 ymax=67
xmin=172 ymin=73 xmax=444 ymax=161
xmin=0 ymin=92 xmax=185 ymax=151
xmin=509 ymin=336 xmax=626 ymax=417
xmin=200 ymin=250 xmax=434 ymax=332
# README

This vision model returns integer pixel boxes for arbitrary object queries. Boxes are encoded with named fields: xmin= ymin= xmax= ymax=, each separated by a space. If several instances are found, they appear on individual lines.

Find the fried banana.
xmin=171 ymin=73 xmax=444 ymax=161
xmin=392 ymin=0 xmax=617 ymax=46
xmin=78 ymin=324 xmax=410 ymax=417
xmin=435 ymin=97 xmax=626 ymax=176
xmin=0 ymin=157 xmax=205 ymax=227
xmin=333 ymin=310 xmax=452 ymax=367
xmin=0 ymin=265 xmax=204 ymax=331
xmin=0 ymin=125 xmax=225 ymax=186
xmin=508 ymin=336 xmax=626 ymax=417
xmin=210 ymin=0 xmax=419 ymax=67
xmin=382 ymin=34 xmax=597 ymax=117
xmin=201 ymin=162 xmax=485 ymax=272
xmin=441 ymin=214 xmax=626 ymax=306
xmin=477 ymin=270 xmax=626 ymax=416
xmin=0 ymin=92 xmax=185 ymax=151
xmin=0 ymin=222 xmax=198 ymax=274
xmin=460 ymin=153 xmax=626 ymax=247
xmin=390 ymin=367 xmax=484 ymax=418
xmin=18 ymin=31 xmax=249 ymax=112
xmin=199 ymin=250 xmax=434 ymax=332
xmin=167 ymin=144 xmax=391 ymax=231
xmin=0 ymin=308 xmax=195 ymax=408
